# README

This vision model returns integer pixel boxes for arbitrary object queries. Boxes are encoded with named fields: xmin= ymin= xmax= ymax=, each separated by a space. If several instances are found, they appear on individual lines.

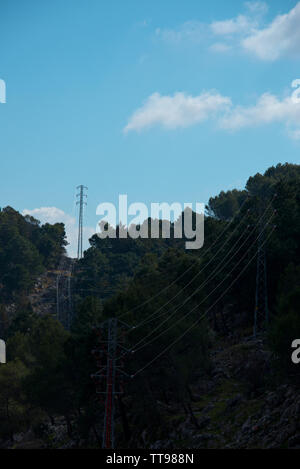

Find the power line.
xmin=67 ymin=258 xmax=75 ymax=330
xmin=137 ymin=200 xmax=274 ymax=334
xmin=114 ymin=197 xmax=275 ymax=353
xmin=116 ymin=195 xmax=251 ymax=320
xmin=128 ymin=211 xmax=276 ymax=357
xmin=132 ymin=224 xmax=276 ymax=378
xmin=56 ymin=255 xmax=69 ymax=321
xmin=90 ymin=194 xmax=275 ymax=445
xmin=131 ymin=224 xmax=255 ymax=348
xmin=133 ymin=220 xmax=251 ymax=331
xmin=111 ymin=207 xmax=275 ymax=363
xmin=110 ymin=210 xmax=250 ymax=334
xmin=254 ymin=202 xmax=270 ymax=337
xmin=75 ymin=197 xmax=252 ymax=324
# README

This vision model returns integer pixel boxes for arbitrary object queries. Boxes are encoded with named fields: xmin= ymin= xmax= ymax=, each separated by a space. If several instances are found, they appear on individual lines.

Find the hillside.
xmin=0 ymin=162 xmax=299 ymax=449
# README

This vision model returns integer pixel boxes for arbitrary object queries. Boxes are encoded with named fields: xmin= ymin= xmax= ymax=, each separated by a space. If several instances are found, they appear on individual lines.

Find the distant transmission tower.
xmin=76 ymin=185 xmax=88 ymax=259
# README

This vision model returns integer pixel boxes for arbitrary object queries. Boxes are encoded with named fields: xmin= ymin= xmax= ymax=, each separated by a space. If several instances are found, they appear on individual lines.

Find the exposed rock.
xmin=149 ymin=336 xmax=300 ymax=449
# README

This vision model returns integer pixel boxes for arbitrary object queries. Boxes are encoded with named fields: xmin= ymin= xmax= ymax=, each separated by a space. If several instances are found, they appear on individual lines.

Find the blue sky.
xmin=1 ymin=0 xmax=300 ymax=255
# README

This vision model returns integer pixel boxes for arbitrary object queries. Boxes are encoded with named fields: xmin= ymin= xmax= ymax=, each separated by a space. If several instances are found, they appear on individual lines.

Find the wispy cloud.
xmin=124 ymin=91 xmax=231 ymax=133
xmin=219 ymin=91 xmax=300 ymax=138
xmin=22 ymin=207 xmax=95 ymax=257
xmin=209 ymin=42 xmax=232 ymax=53
xmin=156 ymin=2 xmax=300 ymax=62
xmin=210 ymin=14 xmax=258 ymax=36
xmin=156 ymin=1 xmax=268 ymax=46
xmin=155 ymin=21 xmax=206 ymax=44
xmin=242 ymin=2 xmax=300 ymax=60
xmin=210 ymin=0 xmax=268 ymax=38
xmin=125 ymin=83 xmax=300 ymax=139
xmin=244 ymin=1 xmax=269 ymax=16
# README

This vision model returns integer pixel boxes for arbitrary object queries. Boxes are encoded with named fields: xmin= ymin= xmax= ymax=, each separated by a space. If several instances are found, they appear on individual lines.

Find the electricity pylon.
xmin=76 ymin=185 xmax=88 ymax=259
xmin=91 ymin=319 xmax=129 ymax=449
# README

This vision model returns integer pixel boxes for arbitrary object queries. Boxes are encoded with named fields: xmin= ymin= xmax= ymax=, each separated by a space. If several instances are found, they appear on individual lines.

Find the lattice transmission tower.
xmin=91 ymin=318 xmax=128 ymax=449
xmin=76 ymin=185 xmax=88 ymax=259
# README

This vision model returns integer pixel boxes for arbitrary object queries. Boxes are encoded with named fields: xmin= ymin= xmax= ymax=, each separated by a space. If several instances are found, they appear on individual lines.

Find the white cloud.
xmin=155 ymin=2 xmax=300 ymax=62
xmin=156 ymin=3 xmax=268 ymax=44
xmin=244 ymin=1 xmax=269 ymax=16
xmin=211 ymin=14 xmax=257 ymax=36
xmin=155 ymin=21 xmax=206 ymax=44
xmin=219 ymin=91 xmax=300 ymax=138
xmin=22 ymin=207 xmax=95 ymax=258
xmin=210 ymin=42 xmax=232 ymax=53
xmin=125 ymin=82 xmax=300 ymax=139
xmin=210 ymin=2 xmax=268 ymax=38
xmin=23 ymin=207 xmax=74 ymax=226
xmin=211 ymin=2 xmax=300 ymax=61
xmin=124 ymin=91 xmax=231 ymax=133
xmin=242 ymin=2 xmax=300 ymax=60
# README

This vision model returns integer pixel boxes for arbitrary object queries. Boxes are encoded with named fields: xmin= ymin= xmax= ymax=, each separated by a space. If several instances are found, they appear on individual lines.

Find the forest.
xmin=0 ymin=162 xmax=299 ymax=449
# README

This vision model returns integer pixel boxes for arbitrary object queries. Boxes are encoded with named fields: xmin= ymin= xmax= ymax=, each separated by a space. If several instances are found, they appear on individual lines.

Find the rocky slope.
xmin=3 ymin=328 xmax=300 ymax=449
xmin=146 ymin=335 xmax=300 ymax=449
